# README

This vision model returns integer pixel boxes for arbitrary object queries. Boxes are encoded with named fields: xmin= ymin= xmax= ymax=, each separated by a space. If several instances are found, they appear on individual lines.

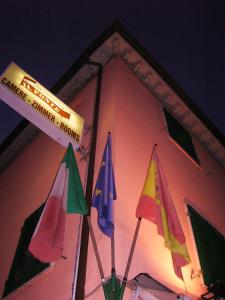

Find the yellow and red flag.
xmin=136 ymin=147 xmax=190 ymax=280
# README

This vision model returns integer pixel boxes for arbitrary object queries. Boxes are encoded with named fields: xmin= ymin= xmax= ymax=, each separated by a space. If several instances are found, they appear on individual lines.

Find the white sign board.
xmin=0 ymin=63 xmax=84 ymax=150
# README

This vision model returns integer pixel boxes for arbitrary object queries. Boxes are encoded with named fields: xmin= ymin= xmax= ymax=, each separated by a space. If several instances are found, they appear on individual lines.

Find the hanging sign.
xmin=0 ymin=63 xmax=84 ymax=149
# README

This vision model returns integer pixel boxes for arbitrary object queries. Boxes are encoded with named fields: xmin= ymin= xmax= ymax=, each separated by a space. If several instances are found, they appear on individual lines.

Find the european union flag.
xmin=92 ymin=133 xmax=117 ymax=237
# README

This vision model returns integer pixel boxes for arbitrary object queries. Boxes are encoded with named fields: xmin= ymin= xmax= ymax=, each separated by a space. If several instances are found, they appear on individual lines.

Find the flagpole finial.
xmin=153 ymin=144 xmax=158 ymax=151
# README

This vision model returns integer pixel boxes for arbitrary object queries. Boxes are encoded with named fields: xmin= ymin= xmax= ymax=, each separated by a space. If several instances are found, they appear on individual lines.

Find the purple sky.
xmin=0 ymin=0 xmax=225 ymax=143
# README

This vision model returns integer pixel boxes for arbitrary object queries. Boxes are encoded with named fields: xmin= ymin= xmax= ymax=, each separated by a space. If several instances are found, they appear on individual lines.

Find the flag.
xmin=29 ymin=143 xmax=88 ymax=263
xmin=92 ymin=133 xmax=117 ymax=237
xmin=136 ymin=146 xmax=190 ymax=279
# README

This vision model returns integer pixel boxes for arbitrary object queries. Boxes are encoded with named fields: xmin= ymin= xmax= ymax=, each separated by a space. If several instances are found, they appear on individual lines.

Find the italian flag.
xmin=28 ymin=143 xmax=88 ymax=263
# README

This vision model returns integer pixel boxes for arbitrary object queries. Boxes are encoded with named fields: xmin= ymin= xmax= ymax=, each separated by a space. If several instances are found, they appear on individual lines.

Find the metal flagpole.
xmin=71 ymin=114 xmax=93 ymax=300
xmin=71 ymin=215 xmax=83 ymax=300
xmin=111 ymin=231 xmax=116 ymax=298
xmin=86 ymin=216 xmax=105 ymax=278
xmin=118 ymin=144 xmax=158 ymax=299
xmin=72 ymin=215 xmax=109 ymax=300
xmin=111 ymin=231 xmax=116 ymax=275
xmin=86 ymin=216 xmax=110 ymax=300
xmin=118 ymin=218 xmax=142 ymax=300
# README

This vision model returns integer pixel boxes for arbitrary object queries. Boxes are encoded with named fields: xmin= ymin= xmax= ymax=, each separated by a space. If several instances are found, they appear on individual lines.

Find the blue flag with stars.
xmin=92 ymin=133 xmax=117 ymax=238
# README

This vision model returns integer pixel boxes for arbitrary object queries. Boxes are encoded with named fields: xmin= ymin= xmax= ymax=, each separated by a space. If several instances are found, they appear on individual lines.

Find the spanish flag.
xmin=136 ymin=146 xmax=190 ymax=280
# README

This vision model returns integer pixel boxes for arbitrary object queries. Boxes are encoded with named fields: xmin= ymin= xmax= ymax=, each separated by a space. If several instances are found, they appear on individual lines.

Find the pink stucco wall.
xmin=0 ymin=56 xmax=224 ymax=299
xmin=85 ymin=56 xmax=225 ymax=299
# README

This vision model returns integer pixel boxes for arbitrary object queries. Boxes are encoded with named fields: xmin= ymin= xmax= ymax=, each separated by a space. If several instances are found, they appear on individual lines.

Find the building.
xmin=0 ymin=21 xmax=225 ymax=300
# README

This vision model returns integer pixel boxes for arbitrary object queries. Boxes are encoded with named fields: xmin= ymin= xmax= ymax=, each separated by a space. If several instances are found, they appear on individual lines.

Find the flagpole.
xmin=86 ymin=216 xmax=105 ymax=278
xmin=105 ymin=131 xmax=116 ymax=295
xmin=71 ymin=215 xmax=83 ymax=300
xmin=118 ymin=218 xmax=142 ymax=300
xmin=118 ymin=144 xmax=158 ymax=299
xmin=111 ymin=232 xmax=115 ymax=272
xmin=105 ymin=132 xmax=116 ymax=298
xmin=111 ymin=230 xmax=116 ymax=298
xmin=86 ymin=216 xmax=110 ymax=300
xmin=106 ymin=131 xmax=117 ymax=297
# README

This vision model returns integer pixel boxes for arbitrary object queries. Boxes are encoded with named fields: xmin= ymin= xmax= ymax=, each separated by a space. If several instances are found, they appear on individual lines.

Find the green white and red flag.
xmin=28 ymin=143 xmax=88 ymax=263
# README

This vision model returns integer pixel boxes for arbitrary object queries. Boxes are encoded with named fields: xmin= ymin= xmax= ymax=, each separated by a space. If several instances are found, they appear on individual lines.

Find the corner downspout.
xmin=75 ymin=60 xmax=103 ymax=300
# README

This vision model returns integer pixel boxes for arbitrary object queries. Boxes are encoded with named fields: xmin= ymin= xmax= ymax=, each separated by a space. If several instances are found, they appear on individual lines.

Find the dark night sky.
xmin=0 ymin=0 xmax=225 ymax=143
